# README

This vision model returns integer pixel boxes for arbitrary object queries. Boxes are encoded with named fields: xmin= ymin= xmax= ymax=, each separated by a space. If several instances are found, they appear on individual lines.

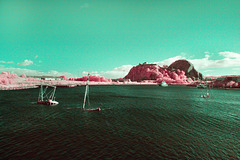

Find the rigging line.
xmin=43 ymin=86 xmax=48 ymax=95
xmin=43 ymin=88 xmax=54 ymax=99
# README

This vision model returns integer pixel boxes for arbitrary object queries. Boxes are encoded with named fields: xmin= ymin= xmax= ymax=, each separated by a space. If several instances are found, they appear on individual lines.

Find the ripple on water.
xmin=0 ymin=86 xmax=239 ymax=159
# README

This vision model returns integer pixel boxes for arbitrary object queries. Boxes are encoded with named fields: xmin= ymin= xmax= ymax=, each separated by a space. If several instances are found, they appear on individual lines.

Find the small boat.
xmin=82 ymin=73 xmax=101 ymax=111
xmin=197 ymin=83 xmax=207 ymax=89
xmin=201 ymin=90 xmax=210 ymax=98
xmin=37 ymin=84 xmax=59 ymax=105
xmin=201 ymin=83 xmax=212 ymax=98
xmin=159 ymin=80 xmax=168 ymax=87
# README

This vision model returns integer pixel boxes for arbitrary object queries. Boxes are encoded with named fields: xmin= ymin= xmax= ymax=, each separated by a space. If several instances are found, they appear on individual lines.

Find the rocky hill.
xmin=168 ymin=59 xmax=203 ymax=80
xmin=124 ymin=60 xmax=203 ymax=83
xmin=124 ymin=62 xmax=188 ymax=84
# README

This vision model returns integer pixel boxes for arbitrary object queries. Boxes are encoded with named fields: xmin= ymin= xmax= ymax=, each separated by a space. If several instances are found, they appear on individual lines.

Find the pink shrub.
xmin=20 ymin=74 xmax=27 ymax=78
xmin=1 ymin=78 xmax=9 ymax=85
xmin=226 ymin=81 xmax=236 ymax=88
xmin=70 ymin=75 xmax=112 ymax=82
xmin=162 ymin=65 xmax=168 ymax=68
xmin=233 ymin=82 xmax=239 ymax=88
xmin=60 ymin=75 xmax=69 ymax=80
xmin=1 ymin=72 xmax=8 ymax=75
xmin=8 ymin=79 xmax=16 ymax=84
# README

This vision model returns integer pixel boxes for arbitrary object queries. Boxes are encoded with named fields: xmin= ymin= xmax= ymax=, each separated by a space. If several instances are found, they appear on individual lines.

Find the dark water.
xmin=1 ymin=85 xmax=239 ymax=159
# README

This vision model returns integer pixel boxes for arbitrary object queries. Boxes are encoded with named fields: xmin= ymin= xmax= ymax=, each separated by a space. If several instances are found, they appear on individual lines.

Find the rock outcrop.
xmin=124 ymin=59 xmax=204 ymax=83
xmin=168 ymin=59 xmax=203 ymax=80
xmin=124 ymin=62 xmax=189 ymax=84
xmin=124 ymin=63 xmax=160 ymax=81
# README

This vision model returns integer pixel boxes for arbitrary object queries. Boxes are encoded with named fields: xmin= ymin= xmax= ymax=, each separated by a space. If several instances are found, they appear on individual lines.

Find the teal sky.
xmin=0 ymin=0 xmax=240 ymax=78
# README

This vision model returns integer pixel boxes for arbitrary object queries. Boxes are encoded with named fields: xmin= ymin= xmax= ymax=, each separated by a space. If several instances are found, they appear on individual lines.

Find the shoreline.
xmin=1 ymin=81 xmax=239 ymax=90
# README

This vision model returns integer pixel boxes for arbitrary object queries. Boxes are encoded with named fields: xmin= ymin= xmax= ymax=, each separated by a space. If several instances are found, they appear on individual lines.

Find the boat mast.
xmin=38 ymin=84 xmax=42 ymax=101
xmin=41 ymin=85 xmax=43 ymax=101
xmin=82 ymin=73 xmax=90 ymax=110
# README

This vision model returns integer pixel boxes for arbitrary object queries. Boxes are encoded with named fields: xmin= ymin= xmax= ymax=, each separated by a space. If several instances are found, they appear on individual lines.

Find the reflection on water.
xmin=0 ymin=85 xmax=239 ymax=159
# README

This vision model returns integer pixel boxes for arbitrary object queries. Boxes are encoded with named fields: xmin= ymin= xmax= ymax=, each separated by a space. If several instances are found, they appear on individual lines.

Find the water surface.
xmin=1 ymin=85 xmax=239 ymax=159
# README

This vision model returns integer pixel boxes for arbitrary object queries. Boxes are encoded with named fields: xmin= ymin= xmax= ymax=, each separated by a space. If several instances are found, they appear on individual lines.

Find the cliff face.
xmin=168 ymin=59 xmax=203 ymax=80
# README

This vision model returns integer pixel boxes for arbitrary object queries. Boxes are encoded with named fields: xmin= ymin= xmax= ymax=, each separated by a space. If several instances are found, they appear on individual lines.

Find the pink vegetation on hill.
xmin=124 ymin=63 xmax=189 ymax=84
xmin=20 ymin=74 xmax=27 ymax=78
xmin=204 ymin=75 xmax=240 ymax=88
xmin=0 ymin=72 xmax=18 ymax=85
xmin=69 ymin=75 xmax=112 ymax=82
xmin=213 ymin=79 xmax=240 ymax=88
xmin=60 ymin=75 xmax=69 ymax=80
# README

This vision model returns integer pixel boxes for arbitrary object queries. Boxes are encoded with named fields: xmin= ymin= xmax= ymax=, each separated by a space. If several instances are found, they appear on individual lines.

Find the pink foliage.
xmin=0 ymin=72 xmax=17 ymax=85
xmin=1 ymin=78 xmax=9 ymax=85
xmin=70 ymin=75 xmax=112 ymax=82
xmin=10 ymin=73 xmax=18 ymax=79
xmin=20 ymin=74 xmax=27 ymax=78
xmin=162 ymin=65 xmax=168 ymax=68
xmin=213 ymin=77 xmax=240 ymax=88
xmin=226 ymin=81 xmax=236 ymax=88
xmin=60 ymin=75 xmax=69 ymax=80
xmin=8 ymin=79 xmax=16 ymax=84
xmin=1 ymin=72 xmax=8 ymax=75
xmin=233 ymin=82 xmax=239 ymax=88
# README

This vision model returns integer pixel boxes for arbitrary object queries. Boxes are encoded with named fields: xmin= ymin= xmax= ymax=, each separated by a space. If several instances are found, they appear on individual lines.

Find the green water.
xmin=0 ymin=85 xmax=239 ymax=159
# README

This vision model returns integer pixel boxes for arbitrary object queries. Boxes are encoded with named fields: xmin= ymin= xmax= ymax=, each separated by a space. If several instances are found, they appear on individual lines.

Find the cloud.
xmin=87 ymin=65 xmax=133 ymax=79
xmin=202 ymin=70 xmax=214 ymax=73
xmin=232 ymin=68 xmax=240 ymax=71
xmin=0 ymin=67 xmax=74 ymax=77
xmin=17 ymin=60 xmax=33 ymax=66
xmin=219 ymin=51 xmax=240 ymax=59
xmin=0 ymin=60 xmax=14 ymax=64
xmin=2 ymin=51 xmax=238 ymax=79
xmin=81 ymin=71 xmax=100 ymax=77
xmin=102 ymin=65 xmax=133 ymax=79
xmin=46 ymin=70 xmax=73 ymax=77
xmin=152 ymin=51 xmax=240 ymax=71
xmin=154 ymin=56 xmax=186 ymax=66
xmin=188 ymin=51 xmax=240 ymax=70
xmin=97 ymin=51 xmax=240 ymax=78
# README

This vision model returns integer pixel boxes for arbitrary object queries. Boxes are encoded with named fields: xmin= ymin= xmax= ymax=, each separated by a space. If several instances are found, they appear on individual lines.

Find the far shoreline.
xmin=1 ymin=81 xmax=239 ymax=91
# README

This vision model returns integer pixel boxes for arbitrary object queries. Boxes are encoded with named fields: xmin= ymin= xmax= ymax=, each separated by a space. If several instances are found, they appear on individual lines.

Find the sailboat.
xmin=37 ymin=84 xmax=59 ymax=105
xmin=201 ymin=88 xmax=210 ymax=98
xmin=82 ymin=73 xmax=101 ymax=111
xmin=201 ymin=83 xmax=211 ymax=98
xmin=159 ymin=80 xmax=168 ymax=87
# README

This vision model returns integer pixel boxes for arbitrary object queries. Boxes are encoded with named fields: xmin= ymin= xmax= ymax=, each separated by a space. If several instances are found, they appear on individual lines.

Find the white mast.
xmin=82 ymin=73 xmax=90 ymax=110
xmin=38 ymin=85 xmax=42 ymax=101
xmin=40 ymin=85 xmax=43 ymax=101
